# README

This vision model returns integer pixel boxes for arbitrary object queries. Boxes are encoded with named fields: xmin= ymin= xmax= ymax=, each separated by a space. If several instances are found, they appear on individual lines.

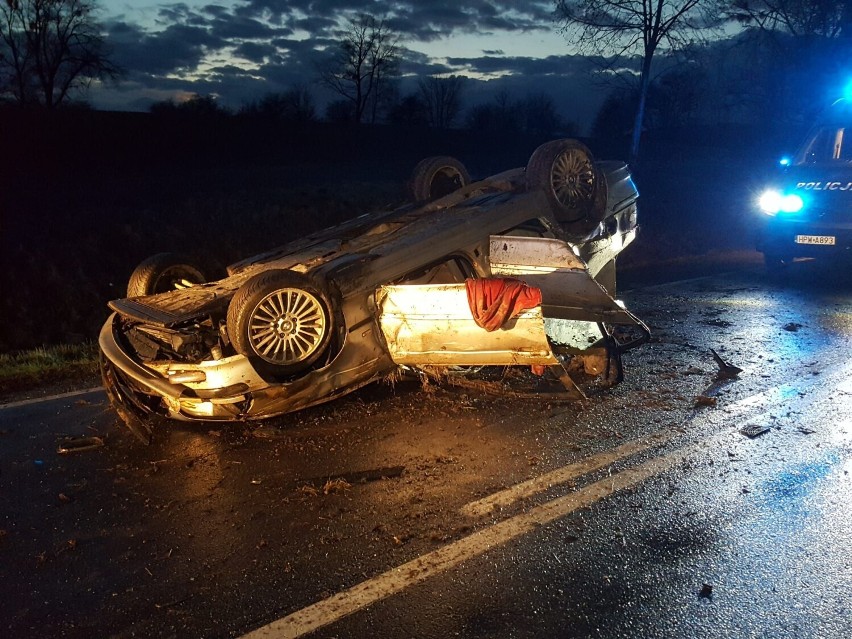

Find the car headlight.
xmin=758 ymin=189 xmax=804 ymax=216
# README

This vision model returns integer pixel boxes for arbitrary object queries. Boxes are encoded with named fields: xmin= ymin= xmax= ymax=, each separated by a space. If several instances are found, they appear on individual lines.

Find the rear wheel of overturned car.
xmin=408 ymin=156 xmax=471 ymax=202
xmin=126 ymin=252 xmax=208 ymax=297
xmin=526 ymin=139 xmax=607 ymax=236
xmin=227 ymin=270 xmax=334 ymax=378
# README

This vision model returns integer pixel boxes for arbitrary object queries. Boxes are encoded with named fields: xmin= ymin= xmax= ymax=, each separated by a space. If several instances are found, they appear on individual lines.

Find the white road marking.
xmin=722 ymin=383 xmax=799 ymax=418
xmin=241 ymin=438 xmax=708 ymax=639
xmin=460 ymin=427 xmax=683 ymax=517
xmin=622 ymin=272 xmax=731 ymax=294
xmin=460 ymin=381 xmax=797 ymax=518
xmin=0 ymin=386 xmax=104 ymax=410
xmin=242 ymin=373 xmax=835 ymax=639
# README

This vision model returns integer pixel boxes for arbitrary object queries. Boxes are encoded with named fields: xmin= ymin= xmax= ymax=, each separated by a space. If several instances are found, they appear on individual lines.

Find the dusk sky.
xmin=93 ymin=1 xmax=612 ymax=130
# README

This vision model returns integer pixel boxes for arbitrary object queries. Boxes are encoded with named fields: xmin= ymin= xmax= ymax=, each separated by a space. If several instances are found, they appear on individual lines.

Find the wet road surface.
xmin=1 ymin=259 xmax=851 ymax=638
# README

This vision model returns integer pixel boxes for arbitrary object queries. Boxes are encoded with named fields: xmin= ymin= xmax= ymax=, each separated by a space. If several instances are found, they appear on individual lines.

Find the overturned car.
xmin=99 ymin=139 xmax=649 ymax=443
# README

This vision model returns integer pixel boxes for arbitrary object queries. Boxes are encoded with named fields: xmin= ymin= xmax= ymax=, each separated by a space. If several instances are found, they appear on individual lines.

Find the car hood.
xmin=783 ymin=165 xmax=852 ymax=196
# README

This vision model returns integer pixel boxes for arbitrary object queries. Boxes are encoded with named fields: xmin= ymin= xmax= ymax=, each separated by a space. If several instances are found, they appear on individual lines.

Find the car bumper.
xmin=99 ymin=313 xmax=259 ymax=421
xmin=757 ymin=218 xmax=852 ymax=260
xmin=100 ymin=313 xmax=392 ymax=426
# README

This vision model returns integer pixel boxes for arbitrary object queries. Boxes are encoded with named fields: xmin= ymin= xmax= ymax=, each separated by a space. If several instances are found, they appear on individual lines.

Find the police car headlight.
xmin=758 ymin=190 xmax=803 ymax=215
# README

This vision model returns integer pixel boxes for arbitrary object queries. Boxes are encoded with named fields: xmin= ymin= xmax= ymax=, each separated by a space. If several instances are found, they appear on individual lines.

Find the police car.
xmin=757 ymin=98 xmax=852 ymax=268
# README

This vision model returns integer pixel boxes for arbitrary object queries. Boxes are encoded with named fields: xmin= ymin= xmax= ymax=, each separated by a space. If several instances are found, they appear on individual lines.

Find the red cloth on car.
xmin=465 ymin=278 xmax=543 ymax=332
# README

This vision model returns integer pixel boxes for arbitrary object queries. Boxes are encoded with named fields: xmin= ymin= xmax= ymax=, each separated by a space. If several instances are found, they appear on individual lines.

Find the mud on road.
xmin=1 ymin=260 xmax=851 ymax=638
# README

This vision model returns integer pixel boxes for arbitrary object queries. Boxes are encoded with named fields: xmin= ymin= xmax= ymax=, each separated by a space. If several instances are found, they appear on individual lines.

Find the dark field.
xmin=0 ymin=108 xmax=792 ymax=352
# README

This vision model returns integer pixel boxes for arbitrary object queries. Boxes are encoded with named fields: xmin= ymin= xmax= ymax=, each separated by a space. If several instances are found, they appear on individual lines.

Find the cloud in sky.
xmin=93 ymin=1 xmax=615 ymax=129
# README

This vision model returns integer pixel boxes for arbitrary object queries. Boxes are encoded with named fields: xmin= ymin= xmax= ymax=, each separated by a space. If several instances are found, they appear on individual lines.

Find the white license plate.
xmin=795 ymin=235 xmax=836 ymax=245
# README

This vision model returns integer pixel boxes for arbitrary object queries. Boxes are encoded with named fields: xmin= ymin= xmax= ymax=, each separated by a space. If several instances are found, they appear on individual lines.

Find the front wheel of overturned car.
xmin=227 ymin=270 xmax=335 ymax=379
xmin=126 ymin=252 xmax=208 ymax=297
xmin=526 ymin=139 xmax=607 ymax=236
xmin=408 ymin=156 xmax=471 ymax=202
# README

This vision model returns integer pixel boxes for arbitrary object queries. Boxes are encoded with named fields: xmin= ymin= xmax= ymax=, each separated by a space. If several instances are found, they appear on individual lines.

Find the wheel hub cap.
xmin=552 ymin=150 xmax=594 ymax=206
xmin=248 ymin=288 xmax=326 ymax=364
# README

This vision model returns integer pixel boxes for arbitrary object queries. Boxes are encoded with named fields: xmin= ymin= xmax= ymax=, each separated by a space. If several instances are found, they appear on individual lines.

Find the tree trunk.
xmin=630 ymin=53 xmax=654 ymax=164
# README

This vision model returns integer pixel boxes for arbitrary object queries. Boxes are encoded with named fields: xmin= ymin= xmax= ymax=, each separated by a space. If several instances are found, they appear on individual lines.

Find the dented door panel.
xmin=376 ymin=284 xmax=559 ymax=366
xmin=488 ymin=236 xmax=637 ymax=324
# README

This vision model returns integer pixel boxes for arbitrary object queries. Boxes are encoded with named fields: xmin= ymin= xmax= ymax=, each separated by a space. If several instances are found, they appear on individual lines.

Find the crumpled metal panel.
xmin=488 ymin=236 xmax=638 ymax=324
xmin=376 ymin=284 xmax=559 ymax=366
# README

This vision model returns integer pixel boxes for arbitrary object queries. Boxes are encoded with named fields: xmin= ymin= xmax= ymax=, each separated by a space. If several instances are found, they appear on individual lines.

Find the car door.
xmin=375 ymin=236 xmax=640 ymax=366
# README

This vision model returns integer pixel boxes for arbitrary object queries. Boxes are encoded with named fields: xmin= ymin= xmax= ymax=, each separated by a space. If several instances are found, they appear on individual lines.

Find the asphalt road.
xmin=1 ymin=259 xmax=850 ymax=638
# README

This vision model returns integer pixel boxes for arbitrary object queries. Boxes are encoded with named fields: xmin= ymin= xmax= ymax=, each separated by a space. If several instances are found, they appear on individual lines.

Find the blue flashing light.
xmin=758 ymin=190 xmax=804 ymax=215
xmin=779 ymin=156 xmax=791 ymax=167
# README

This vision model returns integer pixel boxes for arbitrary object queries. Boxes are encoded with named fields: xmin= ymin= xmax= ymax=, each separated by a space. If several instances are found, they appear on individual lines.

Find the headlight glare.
xmin=759 ymin=190 xmax=782 ymax=215
xmin=758 ymin=190 xmax=803 ymax=215
xmin=781 ymin=194 xmax=804 ymax=212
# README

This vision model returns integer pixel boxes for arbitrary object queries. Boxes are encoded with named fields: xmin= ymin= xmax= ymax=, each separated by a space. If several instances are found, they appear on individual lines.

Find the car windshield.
xmin=797 ymin=124 xmax=852 ymax=164
xmin=796 ymin=99 xmax=852 ymax=165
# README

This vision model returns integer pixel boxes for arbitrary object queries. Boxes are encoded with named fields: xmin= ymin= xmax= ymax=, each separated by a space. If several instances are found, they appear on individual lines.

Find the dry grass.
xmin=322 ymin=478 xmax=351 ymax=495
xmin=0 ymin=342 xmax=99 ymax=394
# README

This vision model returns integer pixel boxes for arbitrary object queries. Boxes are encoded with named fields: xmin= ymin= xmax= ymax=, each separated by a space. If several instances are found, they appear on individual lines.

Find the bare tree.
xmin=522 ymin=93 xmax=567 ymax=137
xmin=492 ymin=89 xmax=522 ymax=132
xmin=648 ymin=65 xmax=706 ymax=127
xmin=725 ymin=0 xmax=852 ymax=37
xmin=0 ymin=0 xmax=118 ymax=107
xmin=149 ymin=94 xmax=229 ymax=118
xmin=387 ymin=93 xmax=427 ymax=125
xmin=240 ymin=85 xmax=316 ymax=122
xmin=722 ymin=1 xmax=852 ymax=119
xmin=418 ymin=75 xmax=465 ymax=129
xmin=319 ymin=14 xmax=400 ymax=124
xmin=555 ymin=0 xmax=714 ymax=160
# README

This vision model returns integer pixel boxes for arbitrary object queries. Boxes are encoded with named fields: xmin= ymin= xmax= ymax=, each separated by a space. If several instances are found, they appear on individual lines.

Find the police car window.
xmin=803 ymin=126 xmax=852 ymax=163
xmin=834 ymin=128 xmax=851 ymax=160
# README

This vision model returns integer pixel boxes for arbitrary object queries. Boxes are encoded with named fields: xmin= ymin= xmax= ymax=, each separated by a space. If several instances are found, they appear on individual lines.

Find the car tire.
xmin=408 ymin=156 xmax=471 ymax=202
xmin=127 ymin=252 xmax=208 ymax=297
xmin=526 ymin=139 xmax=607 ymax=235
xmin=227 ymin=269 xmax=334 ymax=378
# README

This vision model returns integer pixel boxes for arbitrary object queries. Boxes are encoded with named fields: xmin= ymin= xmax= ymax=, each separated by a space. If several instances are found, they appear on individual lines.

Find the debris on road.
xmin=740 ymin=424 xmax=771 ymax=438
xmin=250 ymin=425 xmax=291 ymax=439
xmin=783 ymin=322 xmax=803 ymax=332
xmin=323 ymin=478 xmax=351 ymax=494
xmin=710 ymin=348 xmax=743 ymax=379
xmin=296 ymin=484 xmax=319 ymax=497
xmin=57 ymin=436 xmax=105 ymax=454
xmin=300 ymin=466 xmax=405 ymax=489
xmin=698 ymin=583 xmax=714 ymax=599
xmin=702 ymin=318 xmax=733 ymax=328
xmin=695 ymin=395 xmax=717 ymax=407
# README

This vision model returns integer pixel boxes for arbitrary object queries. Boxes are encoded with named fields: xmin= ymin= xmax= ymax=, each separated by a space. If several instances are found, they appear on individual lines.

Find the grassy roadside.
xmin=0 ymin=343 xmax=101 ymax=400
